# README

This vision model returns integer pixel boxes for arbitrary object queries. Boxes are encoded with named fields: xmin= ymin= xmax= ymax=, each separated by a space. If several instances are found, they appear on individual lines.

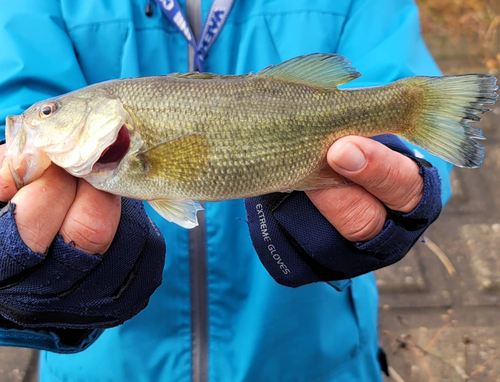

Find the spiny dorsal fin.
xmin=256 ymin=53 xmax=361 ymax=89
xmin=139 ymin=134 xmax=209 ymax=182
xmin=170 ymin=72 xmax=239 ymax=80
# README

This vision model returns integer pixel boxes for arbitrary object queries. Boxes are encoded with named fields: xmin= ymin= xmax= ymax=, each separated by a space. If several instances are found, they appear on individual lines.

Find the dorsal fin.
xmin=256 ymin=53 xmax=361 ymax=89
xmin=172 ymin=72 xmax=225 ymax=80
xmin=169 ymin=72 xmax=243 ymax=80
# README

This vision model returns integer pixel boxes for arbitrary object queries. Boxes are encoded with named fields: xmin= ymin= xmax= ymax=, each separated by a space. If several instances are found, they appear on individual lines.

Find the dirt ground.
xmin=378 ymin=103 xmax=500 ymax=381
xmin=377 ymin=23 xmax=500 ymax=381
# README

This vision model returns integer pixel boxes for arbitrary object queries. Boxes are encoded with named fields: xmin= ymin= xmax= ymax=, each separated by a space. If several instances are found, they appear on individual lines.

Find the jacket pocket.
xmin=68 ymin=20 xmax=130 ymax=83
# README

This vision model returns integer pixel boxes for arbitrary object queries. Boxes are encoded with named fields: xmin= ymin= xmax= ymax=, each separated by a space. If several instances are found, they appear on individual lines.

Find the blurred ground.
xmin=378 ymin=103 xmax=500 ymax=382
xmin=0 ymin=348 xmax=37 ymax=382
xmin=379 ymin=3 xmax=500 ymax=380
xmin=377 ymin=106 xmax=500 ymax=382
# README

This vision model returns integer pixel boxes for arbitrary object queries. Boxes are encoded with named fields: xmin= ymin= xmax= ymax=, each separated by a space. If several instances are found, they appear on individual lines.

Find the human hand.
xmin=0 ymin=143 xmax=121 ymax=254
xmin=0 ymin=143 xmax=165 ymax=332
xmin=246 ymin=134 xmax=440 ymax=287
xmin=306 ymin=136 xmax=424 ymax=242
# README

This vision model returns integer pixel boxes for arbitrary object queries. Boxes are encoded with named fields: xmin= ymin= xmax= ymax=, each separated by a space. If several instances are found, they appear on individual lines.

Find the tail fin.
xmin=400 ymin=75 xmax=498 ymax=168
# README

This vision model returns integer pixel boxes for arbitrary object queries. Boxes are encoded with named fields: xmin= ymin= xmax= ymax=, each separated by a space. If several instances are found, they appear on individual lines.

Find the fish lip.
xmin=5 ymin=116 xmax=24 ymax=189
xmin=5 ymin=115 xmax=22 ymax=143
xmin=4 ymin=115 xmax=52 ymax=188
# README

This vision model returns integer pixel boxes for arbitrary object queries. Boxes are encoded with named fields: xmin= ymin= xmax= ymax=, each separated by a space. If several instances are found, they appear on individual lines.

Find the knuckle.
xmin=40 ymin=174 xmax=77 ymax=202
xmin=16 ymin=220 xmax=54 ymax=253
xmin=61 ymin=216 xmax=114 ymax=254
xmin=363 ymin=156 xmax=423 ymax=212
xmin=367 ymin=161 xmax=400 ymax=194
xmin=337 ymin=201 xmax=385 ymax=242
xmin=0 ymin=165 xmax=17 ymax=201
xmin=389 ymin=174 xmax=424 ymax=212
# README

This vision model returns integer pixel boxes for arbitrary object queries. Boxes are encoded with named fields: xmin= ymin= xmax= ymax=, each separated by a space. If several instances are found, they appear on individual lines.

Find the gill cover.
xmin=46 ymin=95 xmax=130 ymax=177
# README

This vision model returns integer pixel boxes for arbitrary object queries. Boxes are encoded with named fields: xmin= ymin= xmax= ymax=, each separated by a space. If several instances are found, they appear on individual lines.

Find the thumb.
xmin=327 ymin=136 xmax=424 ymax=213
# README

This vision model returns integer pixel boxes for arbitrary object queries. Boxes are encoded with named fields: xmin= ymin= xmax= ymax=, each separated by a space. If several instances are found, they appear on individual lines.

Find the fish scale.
xmin=95 ymin=77 xmax=401 ymax=202
xmin=5 ymin=53 xmax=497 ymax=228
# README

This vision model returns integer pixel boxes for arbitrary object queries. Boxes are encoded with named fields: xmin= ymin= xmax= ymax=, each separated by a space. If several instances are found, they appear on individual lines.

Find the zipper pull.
xmin=145 ymin=0 xmax=153 ymax=17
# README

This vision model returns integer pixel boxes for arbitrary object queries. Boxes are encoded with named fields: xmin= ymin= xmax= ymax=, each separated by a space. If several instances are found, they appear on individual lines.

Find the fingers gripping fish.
xmin=4 ymin=54 xmax=498 ymax=228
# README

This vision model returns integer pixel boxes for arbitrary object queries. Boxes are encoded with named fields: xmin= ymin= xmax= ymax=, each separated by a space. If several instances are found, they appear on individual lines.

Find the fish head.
xmin=4 ymin=89 xmax=133 ymax=188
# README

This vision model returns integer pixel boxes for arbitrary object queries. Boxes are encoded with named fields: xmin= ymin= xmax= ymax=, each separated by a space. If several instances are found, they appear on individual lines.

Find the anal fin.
xmin=287 ymin=165 xmax=349 ymax=192
xmin=148 ymin=200 xmax=203 ymax=229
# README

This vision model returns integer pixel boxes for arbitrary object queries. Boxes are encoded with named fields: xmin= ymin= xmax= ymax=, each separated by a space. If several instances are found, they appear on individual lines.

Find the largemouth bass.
xmin=4 ymin=54 xmax=498 ymax=228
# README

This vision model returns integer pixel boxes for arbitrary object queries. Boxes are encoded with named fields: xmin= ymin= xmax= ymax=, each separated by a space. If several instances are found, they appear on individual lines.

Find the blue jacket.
xmin=0 ymin=0 xmax=452 ymax=381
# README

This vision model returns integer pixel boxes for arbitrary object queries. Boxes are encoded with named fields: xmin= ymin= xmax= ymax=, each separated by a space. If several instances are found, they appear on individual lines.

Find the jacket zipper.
xmin=186 ymin=3 xmax=208 ymax=382
xmin=187 ymin=0 xmax=202 ymax=72
xmin=189 ymin=208 xmax=208 ymax=382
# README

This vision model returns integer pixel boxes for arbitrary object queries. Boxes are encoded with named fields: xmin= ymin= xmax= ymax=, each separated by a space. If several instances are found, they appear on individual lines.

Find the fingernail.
xmin=331 ymin=141 xmax=367 ymax=172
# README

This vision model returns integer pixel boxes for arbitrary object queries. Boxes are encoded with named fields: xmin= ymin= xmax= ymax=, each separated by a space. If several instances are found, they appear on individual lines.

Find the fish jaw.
xmin=4 ymin=115 xmax=51 ymax=188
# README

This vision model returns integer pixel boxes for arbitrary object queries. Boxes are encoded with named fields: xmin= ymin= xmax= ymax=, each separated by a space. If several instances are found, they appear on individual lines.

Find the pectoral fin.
xmin=140 ymin=134 xmax=210 ymax=182
xmin=148 ymin=199 xmax=203 ymax=229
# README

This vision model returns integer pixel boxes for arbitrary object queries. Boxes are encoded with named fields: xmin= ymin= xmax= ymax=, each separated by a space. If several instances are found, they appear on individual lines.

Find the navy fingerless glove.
xmin=0 ymin=198 xmax=165 ymax=352
xmin=245 ymin=135 xmax=442 ymax=288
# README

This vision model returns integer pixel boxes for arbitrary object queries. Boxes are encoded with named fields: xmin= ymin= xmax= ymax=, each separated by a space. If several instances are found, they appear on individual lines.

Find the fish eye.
xmin=39 ymin=103 xmax=56 ymax=118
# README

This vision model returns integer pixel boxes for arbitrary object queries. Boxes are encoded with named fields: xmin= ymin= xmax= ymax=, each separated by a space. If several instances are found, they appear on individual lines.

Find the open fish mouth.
xmin=92 ymin=124 xmax=131 ymax=172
